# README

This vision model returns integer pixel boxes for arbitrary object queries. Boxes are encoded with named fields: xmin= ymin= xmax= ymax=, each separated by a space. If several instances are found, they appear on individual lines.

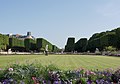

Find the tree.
xmin=75 ymin=38 xmax=87 ymax=52
xmin=65 ymin=37 xmax=75 ymax=52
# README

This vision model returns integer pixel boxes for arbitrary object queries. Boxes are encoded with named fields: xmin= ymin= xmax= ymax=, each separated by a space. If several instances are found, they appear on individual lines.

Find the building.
xmin=7 ymin=32 xmax=35 ymax=40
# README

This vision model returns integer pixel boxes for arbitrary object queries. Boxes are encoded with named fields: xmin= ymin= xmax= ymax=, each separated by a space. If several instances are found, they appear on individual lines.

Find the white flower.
xmin=8 ymin=68 xmax=13 ymax=71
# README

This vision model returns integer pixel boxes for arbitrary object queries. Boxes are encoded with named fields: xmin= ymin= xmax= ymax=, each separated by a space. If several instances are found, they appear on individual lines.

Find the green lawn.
xmin=0 ymin=55 xmax=120 ymax=70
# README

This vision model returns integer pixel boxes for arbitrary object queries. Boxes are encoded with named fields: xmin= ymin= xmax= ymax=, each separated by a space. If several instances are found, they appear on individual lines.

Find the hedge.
xmin=0 ymin=34 xmax=9 ymax=50
xmin=115 ymin=28 xmax=120 ymax=49
xmin=87 ymin=29 xmax=119 ymax=52
xmin=75 ymin=38 xmax=87 ymax=52
xmin=9 ymin=38 xmax=24 ymax=48
xmin=24 ymin=38 xmax=36 ymax=51
xmin=52 ymin=45 xmax=59 ymax=52
xmin=65 ymin=37 xmax=75 ymax=52
xmin=8 ymin=37 xmax=25 ymax=51
xmin=36 ymin=38 xmax=53 ymax=52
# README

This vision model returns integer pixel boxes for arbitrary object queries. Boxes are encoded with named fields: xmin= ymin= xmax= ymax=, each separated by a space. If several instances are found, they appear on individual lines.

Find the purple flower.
xmin=87 ymin=80 xmax=92 ymax=84
xmin=53 ymin=81 xmax=59 ymax=84
xmin=3 ymin=79 xmax=10 ymax=84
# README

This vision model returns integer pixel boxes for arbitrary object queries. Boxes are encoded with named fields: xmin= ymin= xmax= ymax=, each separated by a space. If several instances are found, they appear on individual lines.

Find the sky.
xmin=0 ymin=0 xmax=120 ymax=48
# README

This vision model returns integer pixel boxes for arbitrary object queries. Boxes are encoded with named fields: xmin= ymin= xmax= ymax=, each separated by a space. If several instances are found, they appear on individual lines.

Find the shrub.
xmin=52 ymin=45 xmax=60 ymax=52
xmin=75 ymin=38 xmax=87 ymax=52
xmin=36 ymin=38 xmax=53 ymax=52
xmin=24 ymin=38 xmax=36 ymax=51
xmin=87 ymin=28 xmax=119 ymax=52
xmin=0 ymin=34 xmax=9 ymax=50
xmin=0 ymin=64 xmax=120 ymax=84
xmin=65 ymin=37 xmax=75 ymax=52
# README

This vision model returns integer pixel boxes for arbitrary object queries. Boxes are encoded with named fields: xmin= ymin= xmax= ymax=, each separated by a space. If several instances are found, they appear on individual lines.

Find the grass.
xmin=0 ymin=54 xmax=120 ymax=70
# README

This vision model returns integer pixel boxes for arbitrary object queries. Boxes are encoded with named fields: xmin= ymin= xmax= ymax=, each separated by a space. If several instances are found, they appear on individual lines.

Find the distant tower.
xmin=27 ymin=32 xmax=31 ymax=36
xmin=26 ymin=32 xmax=33 ymax=39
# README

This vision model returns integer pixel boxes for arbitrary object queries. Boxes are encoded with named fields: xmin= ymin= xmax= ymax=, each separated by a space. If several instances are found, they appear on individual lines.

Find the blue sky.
xmin=0 ymin=0 xmax=120 ymax=48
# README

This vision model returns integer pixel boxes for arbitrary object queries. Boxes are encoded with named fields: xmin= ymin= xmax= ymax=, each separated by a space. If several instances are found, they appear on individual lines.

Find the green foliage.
xmin=100 ymin=32 xmax=117 ymax=49
xmin=75 ymin=38 xmax=87 ymax=52
xmin=115 ymin=28 xmax=120 ymax=49
xmin=0 ymin=33 xmax=60 ymax=52
xmin=105 ymin=46 xmax=116 ymax=52
xmin=36 ymin=38 xmax=53 ymax=52
xmin=8 ymin=37 xmax=59 ymax=52
xmin=0 ymin=63 xmax=120 ymax=84
xmin=0 ymin=34 xmax=9 ymax=50
xmin=64 ymin=28 xmax=120 ymax=52
xmin=65 ymin=37 xmax=75 ymax=52
xmin=9 ymin=37 xmax=25 ymax=52
xmin=87 ymin=28 xmax=120 ymax=52
xmin=89 ymin=32 xmax=105 ymax=41
xmin=87 ymin=38 xmax=101 ymax=52
xmin=88 ymin=32 xmax=106 ymax=52
xmin=9 ymin=38 xmax=24 ymax=48
xmin=100 ymin=35 xmax=108 ymax=48
xmin=24 ymin=38 xmax=36 ymax=51
xmin=52 ymin=45 xmax=60 ymax=52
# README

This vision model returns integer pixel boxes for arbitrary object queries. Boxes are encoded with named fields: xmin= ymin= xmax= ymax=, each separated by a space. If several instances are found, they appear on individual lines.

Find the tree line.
xmin=65 ymin=27 xmax=120 ymax=52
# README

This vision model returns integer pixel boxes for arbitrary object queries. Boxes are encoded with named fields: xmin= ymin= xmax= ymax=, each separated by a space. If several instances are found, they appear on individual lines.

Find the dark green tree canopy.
xmin=65 ymin=37 xmax=75 ymax=52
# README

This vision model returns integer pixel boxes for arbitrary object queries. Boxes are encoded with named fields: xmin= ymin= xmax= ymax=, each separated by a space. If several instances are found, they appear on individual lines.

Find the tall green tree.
xmin=75 ymin=38 xmax=87 ymax=52
xmin=65 ymin=37 xmax=75 ymax=52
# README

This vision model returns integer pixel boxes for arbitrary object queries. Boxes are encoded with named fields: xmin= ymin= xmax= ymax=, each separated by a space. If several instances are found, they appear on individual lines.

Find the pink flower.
xmin=32 ymin=77 xmax=39 ymax=84
xmin=90 ymin=71 xmax=96 ymax=75
xmin=85 ymin=70 xmax=90 ymax=76
xmin=0 ymin=68 xmax=3 ymax=70
xmin=8 ymin=68 xmax=13 ymax=71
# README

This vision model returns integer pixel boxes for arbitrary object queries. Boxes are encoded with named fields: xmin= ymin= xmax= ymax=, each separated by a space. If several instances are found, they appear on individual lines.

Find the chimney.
xmin=27 ymin=32 xmax=31 ymax=36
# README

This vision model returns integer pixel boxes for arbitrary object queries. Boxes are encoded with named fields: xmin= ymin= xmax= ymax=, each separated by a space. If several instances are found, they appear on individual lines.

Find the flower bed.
xmin=0 ymin=64 xmax=120 ymax=84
